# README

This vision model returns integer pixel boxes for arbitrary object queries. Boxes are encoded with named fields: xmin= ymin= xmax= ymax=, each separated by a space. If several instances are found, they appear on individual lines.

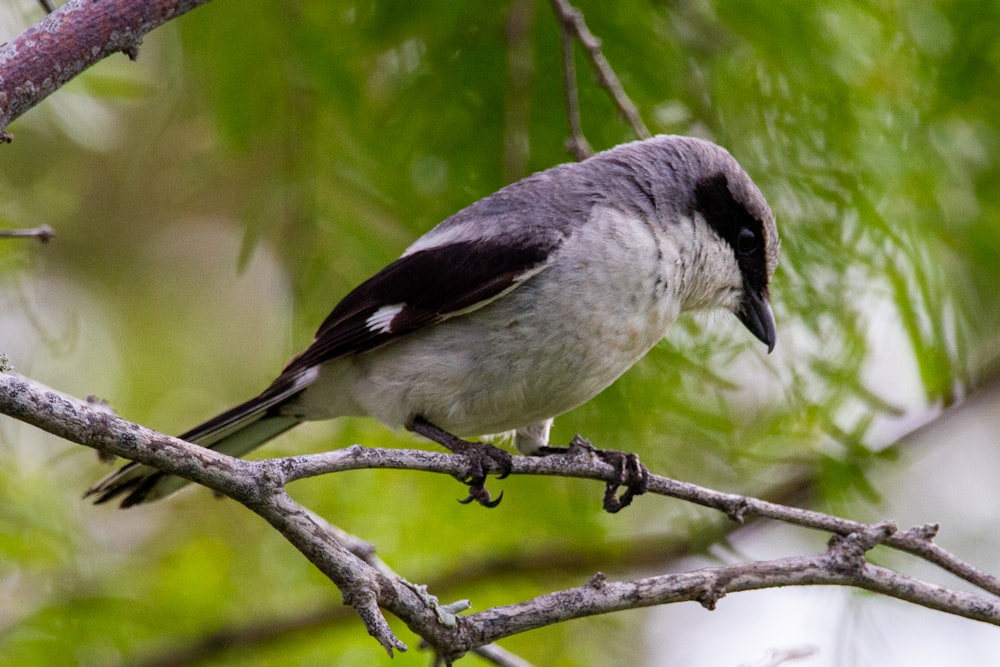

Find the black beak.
xmin=736 ymin=285 xmax=776 ymax=353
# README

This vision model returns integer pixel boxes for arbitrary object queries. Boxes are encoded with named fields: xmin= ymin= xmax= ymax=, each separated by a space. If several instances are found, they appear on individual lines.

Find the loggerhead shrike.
xmin=88 ymin=135 xmax=779 ymax=511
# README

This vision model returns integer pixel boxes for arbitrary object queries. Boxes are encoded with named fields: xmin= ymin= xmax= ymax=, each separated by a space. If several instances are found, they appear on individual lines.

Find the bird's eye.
xmin=737 ymin=227 xmax=758 ymax=255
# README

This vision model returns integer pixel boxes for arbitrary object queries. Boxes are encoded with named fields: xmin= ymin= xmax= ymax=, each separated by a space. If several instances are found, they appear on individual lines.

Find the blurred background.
xmin=2 ymin=1 xmax=1000 ymax=665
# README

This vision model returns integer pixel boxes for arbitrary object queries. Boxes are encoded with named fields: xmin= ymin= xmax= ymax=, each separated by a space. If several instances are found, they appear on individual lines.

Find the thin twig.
xmin=277 ymin=445 xmax=1000 ymax=599
xmin=38 ymin=0 xmax=56 ymax=14
xmin=130 ymin=477 xmax=814 ymax=667
xmin=557 ymin=10 xmax=592 ymax=160
xmin=643 ymin=476 xmax=1000 ymax=598
xmin=548 ymin=0 xmax=650 ymax=140
xmin=454 ymin=529 xmax=1000 ymax=649
xmin=0 ymin=225 xmax=55 ymax=243
xmin=4 ymin=371 xmax=1000 ymax=661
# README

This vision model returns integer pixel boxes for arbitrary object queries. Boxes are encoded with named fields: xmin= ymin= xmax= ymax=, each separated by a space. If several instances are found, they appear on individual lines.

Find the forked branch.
xmin=3 ymin=371 xmax=1000 ymax=663
xmin=549 ymin=0 xmax=651 ymax=155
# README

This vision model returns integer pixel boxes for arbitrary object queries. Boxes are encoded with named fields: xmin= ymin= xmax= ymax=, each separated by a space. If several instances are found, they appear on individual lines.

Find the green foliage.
xmin=2 ymin=0 xmax=1000 ymax=664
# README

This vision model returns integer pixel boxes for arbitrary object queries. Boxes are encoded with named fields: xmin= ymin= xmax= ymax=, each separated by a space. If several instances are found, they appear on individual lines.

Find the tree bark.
xmin=0 ymin=0 xmax=213 ymax=140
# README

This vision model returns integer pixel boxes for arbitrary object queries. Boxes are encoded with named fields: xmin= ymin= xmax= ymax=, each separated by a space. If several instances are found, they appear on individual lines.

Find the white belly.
xmin=299 ymin=207 xmax=682 ymax=437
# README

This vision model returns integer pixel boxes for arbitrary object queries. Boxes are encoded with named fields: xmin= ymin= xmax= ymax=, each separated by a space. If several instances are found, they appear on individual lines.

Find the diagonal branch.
xmin=555 ymin=7 xmax=592 ymax=160
xmin=4 ymin=370 xmax=1000 ymax=662
xmin=548 ymin=0 xmax=651 ymax=142
xmin=461 ymin=542 xmax=1000 ymax=647
xmin=271 ymin=442 xmax=1000 ymax=599
xmin=132 ymin=475 xmax=818 ymax=666
xmin=0 ymin=0 xmax=214 ymax=141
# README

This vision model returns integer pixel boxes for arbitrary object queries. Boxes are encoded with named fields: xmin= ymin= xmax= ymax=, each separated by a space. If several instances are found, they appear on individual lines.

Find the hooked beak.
xmin=736 ymin=285 xmax=776 ymax=353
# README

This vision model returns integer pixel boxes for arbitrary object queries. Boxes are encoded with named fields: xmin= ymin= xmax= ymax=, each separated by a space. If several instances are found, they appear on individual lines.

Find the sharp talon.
xmin=450 ymin=440 xmax=511 ymax=507
xmin=532 ymin=437 xmax=647 ymax=512
xmin=603 ymin=485 xmax=626 ymax=514
xmin=406 ymin=417 xmax=512 ymax=507
xmin=458 ymin=486 xmax=503 ymax=508
xmin=604 ymin=481 xmax=641 ymax=513
xmin=596 ymin=449 xmax=648 ymax=514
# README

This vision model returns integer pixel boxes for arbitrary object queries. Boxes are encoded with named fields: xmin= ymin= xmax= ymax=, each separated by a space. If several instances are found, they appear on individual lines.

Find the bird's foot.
xmin=539 ymin=435 xmax=649 ymax=513
xmin=449 ymin=438 xmax=512 ymax=508
xmin=594 ymin=445 xmax=649 ymax=513
xmin=407 ymin=416 xmax=513 ymax=508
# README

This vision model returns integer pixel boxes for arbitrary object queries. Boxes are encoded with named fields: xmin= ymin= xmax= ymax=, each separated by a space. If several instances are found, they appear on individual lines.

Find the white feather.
xmin=365 ymin=303 xmax=406 ymax=334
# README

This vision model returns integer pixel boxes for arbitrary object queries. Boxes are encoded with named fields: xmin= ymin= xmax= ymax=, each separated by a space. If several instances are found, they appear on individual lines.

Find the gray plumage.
xmin=88 ymin=135 xmax=779 ymax=507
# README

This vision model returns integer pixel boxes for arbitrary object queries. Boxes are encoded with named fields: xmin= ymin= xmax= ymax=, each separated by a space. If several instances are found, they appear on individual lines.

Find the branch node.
xmin=901 ymin=522 xmax=940 ymax=542
xmin=247 ymin=459 xmax=290 ymax=502
xmin=85 ymin=395 xmax=119 ymax=462
xmin=827 ymin=522 xmax=895 ymax=573
xmin=587 ymin=571 xmax=607 ymax=590
xmin=696 ymin=579 xmax=726 ymax=611
xmin=861 ymin=520 xmax=898 ymax=547
xmin=826 ymin=535 xmax=866 ymax=574
xmin=721 ymin=496 xmax=751 ymax=524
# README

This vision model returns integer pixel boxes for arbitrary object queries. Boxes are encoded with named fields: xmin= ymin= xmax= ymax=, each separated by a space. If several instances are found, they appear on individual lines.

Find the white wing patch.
xmin=435 ymin=259 xmax=555 ymax=321
xmin=366 ymin=303 xmax=406 ymax=334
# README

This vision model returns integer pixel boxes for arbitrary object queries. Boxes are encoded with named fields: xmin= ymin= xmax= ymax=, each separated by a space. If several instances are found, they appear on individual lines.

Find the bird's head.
xmin=652 ymin=137 xmax=778 ymax=352
xmin=693 ymin=167 xmax=778 ymax=352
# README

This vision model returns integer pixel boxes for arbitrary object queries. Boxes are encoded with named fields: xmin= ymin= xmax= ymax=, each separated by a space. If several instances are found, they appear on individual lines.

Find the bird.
xmin=87 ymin=135 xmax=779 ymax=511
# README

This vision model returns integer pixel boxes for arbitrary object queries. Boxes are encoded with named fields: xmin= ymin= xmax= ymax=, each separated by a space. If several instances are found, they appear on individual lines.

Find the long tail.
xmin=86 ymin=377 xmax=309 ymax=508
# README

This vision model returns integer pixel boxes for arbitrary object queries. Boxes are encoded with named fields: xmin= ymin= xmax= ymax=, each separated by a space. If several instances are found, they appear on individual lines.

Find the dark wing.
xmin=158 ymin=232 xmax=563 ymax=454
xmin=281 ymin=237 xmax=559 ymax=376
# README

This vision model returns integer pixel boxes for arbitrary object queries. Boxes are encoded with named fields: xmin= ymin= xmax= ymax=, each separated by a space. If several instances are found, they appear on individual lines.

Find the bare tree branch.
xmin=555 ymin=8 xmax=592 ymax=160
xmin=135 ymin=378 xmax=1000 ymax=663
xmin=0 ymin=0 xmax=214 ymax=141
xmin=4 ymin=1 xmax=995 ymax=662
xmin=0 ymin=224 xmax=55 ymax=242
xmin=272 ymin=440 xmax=1000 ymax=599
xmin=548 ymin=0 xmax=651 ymax=143
xmin=133 ymin=476 xmax=816 ymax=666
xmin=464 ymin=543 xmax=1000 ymax=643
xmin=4 ymin=370 xmax=1000 ymax=662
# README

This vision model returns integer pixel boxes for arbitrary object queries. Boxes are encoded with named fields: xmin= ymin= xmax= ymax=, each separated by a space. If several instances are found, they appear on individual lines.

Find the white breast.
xmin=304 ymin=206 xmax=686 ymax=439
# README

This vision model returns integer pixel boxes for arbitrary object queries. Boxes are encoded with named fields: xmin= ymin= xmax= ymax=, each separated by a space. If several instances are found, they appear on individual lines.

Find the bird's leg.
xmin=406 ymin=415 xmax=513 ymax=508
xmin=537 ymin=436 xmax=649 ymax=513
